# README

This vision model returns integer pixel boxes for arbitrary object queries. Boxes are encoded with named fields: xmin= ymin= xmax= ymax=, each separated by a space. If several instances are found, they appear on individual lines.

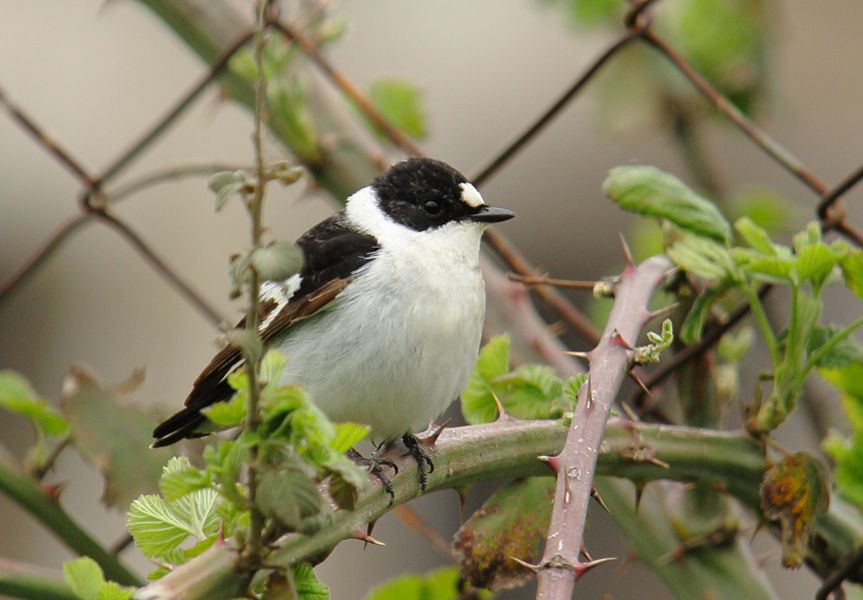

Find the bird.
xmin=152 ymin=157 xmax=515 ymax=490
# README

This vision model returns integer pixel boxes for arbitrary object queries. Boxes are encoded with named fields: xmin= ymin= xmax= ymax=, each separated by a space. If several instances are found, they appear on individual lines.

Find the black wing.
xmin=152 ymin=213 xmax=379 ymax=447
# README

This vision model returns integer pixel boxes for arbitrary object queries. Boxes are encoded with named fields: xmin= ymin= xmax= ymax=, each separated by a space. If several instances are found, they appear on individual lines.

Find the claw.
xmin=347 ymin=448 xmax=398 ymax=504
xmin=402 ymin=433 xmax=434 ymax=491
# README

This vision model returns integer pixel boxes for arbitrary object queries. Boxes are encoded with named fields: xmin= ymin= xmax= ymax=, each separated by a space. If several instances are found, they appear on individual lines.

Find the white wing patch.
xmin=459 ymin=182 xmax=485 ymax=208
xmin=259 ymin=274 xmax=302 ymax=332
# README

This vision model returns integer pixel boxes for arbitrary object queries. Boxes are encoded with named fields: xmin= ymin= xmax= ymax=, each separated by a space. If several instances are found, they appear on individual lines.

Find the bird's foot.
xmin=402 ymin=433 xmax=434 ymax=492
xmin=347 ymin=448 xmax=398 ymax=503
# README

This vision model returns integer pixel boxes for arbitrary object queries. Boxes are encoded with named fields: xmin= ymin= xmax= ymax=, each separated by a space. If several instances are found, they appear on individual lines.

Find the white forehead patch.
xmin=459 ymin=182 xmax=485 ymax=209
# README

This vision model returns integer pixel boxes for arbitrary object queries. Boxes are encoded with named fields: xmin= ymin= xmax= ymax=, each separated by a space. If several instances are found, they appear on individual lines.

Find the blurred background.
xmin=2 ymin=1 xmax=863 ymax=598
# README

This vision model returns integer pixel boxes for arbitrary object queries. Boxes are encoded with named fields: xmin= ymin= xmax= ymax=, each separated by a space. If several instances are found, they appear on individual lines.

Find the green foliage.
xmin=603 ymin=165 xmax=731 ymax=243
xmin=292 ymin=563 xmax=330 ymax=600
xmin=454 ymin=477 xmax=554 ymax=590
xmin=634 ymin=319 xmax=674 ymax=365
xmin=251 ymin=240 xmax=305 ymax=282
xmin=62 ymin=558 xmax=134 ymax=600
xmin=364 ymin=566 xmax=491 ymax=600
xmin=368 ymin=79 xmax=428 ymax=140
xmin=461 ymin=335 xmax=581 ymax=424
xmin=822 ymin=365 xmax=863 ymax=510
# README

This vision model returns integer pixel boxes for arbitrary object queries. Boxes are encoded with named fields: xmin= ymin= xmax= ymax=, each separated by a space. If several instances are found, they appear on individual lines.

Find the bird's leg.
xmin=346 ymin=448 xmax=398 ymax=503
xmin=401 ymin=433 xmax=434 ymax=491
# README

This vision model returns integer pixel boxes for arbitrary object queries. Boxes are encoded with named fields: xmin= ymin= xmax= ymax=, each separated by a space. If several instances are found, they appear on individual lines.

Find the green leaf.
xmin=603 ymin=165 xmax=731 ymax=242
xmin=251 ymin=240 xmax=305 ymax=282
xmin=840 ymin=249 xmax=863 ymax=299
xmin=364 ymin=566 xmax=491 ymax=600
xmin=208 ymin=170 xmax=251 ymax=211
xmin=668 ymin=235 xmax=736 ymax=281
xmin=454 ymin=477 xmax=554 ymax=590
xmin=60 ymin=367 xmax=173 ymax=509
xmin=127 ymin=486 xmax=221 ymax=560
xmin=567 ymin=0 xmax=620 ymax=25
xmin=63 ymin=557 xmax=134 ymax=600
xmin=634 ymin=319 xmax=674 ymax=365
xmin=326 ymin=454 xmax=367 ymax=511
xmin=734 ymin=217 xmax=777 ymax=255
xmin=820 ymin=364 xmax=863 ymax=430
xmin=824 ymin=431 xmax=863 ymax=510
xmin=680 ymin=286 xmax=725 ymax=344
xmin=731 ymin=248 xmax=794 ymax=282
xmin=760 ymin=452 xmax=830 ymax=568
xmin=461 ymin=335 xmax=511 ymax=425
xmin=730 ymin=188 xmax=795 ymax=234
xmin=330 ymin=422 xmax=370 ymax=453
xmin=562 ymin=374 xmax=586 ymax=407
xmin=368 ymin=79 xmax=427 ymax=140
xmin=717 ymin=327 xmax=754 ymax=363
xmin=63 ymin=557 xmax=104 ymax=600
xmin=796 ymin=243 xmax=840 ymax=290
xmin=807 ymin=326 xmax=863 ymax=370
xmin=293 ymin=562 xmax=330 ymax=600
xmin=255 ymin=455 xmax=322 ymax=530
xmin=0 ymin=370 xmax=68 ymax=436
xmin=159 ymin=457 xmax=212 ymax=501
xmin=202 ymin=392 xmax=247 ymax=428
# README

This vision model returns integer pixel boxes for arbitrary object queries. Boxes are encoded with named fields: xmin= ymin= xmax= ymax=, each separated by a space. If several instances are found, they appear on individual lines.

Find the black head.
xmin=371 ymin=158 xmax=514 ymax=231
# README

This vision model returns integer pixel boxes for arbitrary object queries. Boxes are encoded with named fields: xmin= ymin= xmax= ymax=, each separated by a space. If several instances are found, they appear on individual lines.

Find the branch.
xmin=0 ymin=559 xmax=76 ymax=600
xmin=535 ymin=255 xmax=671 ymax=598
xmin=0 ymin=462 xmax=141 ymax=587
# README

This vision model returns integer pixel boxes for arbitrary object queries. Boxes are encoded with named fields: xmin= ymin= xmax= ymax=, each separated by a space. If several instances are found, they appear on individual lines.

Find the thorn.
xmin=491 ymin=391 xmax=509 ymax=421
xmin=620 ymin=401 xmax=639 ymax=421
xmin=575 ymin=557 xmax=617 ymax=580
xmin=580 ymin=546 xmax=593 ymax=562
xmin=749 ymin=521 xmax=764 ymax=544
xmin=509 ymin=556 xmax=540 ymax=573
xmin=610 ymin=330 xmax=634 ymax=350
xmin=649 ymin=303 xmax=680 ymax=321
xmin=564 ymin=350 xmax=591 ymax=362
xmin=353 ymin=527 xmax=385 ymax=547
xmin=366 ymin=519 xmax=378 ymax=538
xmin=631 ymin=373 xmax=653 ymax=399
xmin=417 ymin=418 xmax=451 ymax=446
xmin=538 ymin=454 xmax=560 ymax=473
xmin=591 ymin=487 xmax=611 ymax=513
xmin=642 ymin=455 xmax=670 ymax=469
xmin=455 ymin=486 xmax=469 ymax=523
xmin=40 ymin=482 xmax=67 ymax=503
xmin=634 ymin=483 xmax=647 ymax=513
xmin=618 ymin=233 xmax=634 ymax=266
xmin=547 ymin=321 xmax=566 ymax=336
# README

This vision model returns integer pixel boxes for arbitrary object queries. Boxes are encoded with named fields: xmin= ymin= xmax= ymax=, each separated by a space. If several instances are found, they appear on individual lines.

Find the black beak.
xmin=469 ymin=205 xmax=516 ymax=223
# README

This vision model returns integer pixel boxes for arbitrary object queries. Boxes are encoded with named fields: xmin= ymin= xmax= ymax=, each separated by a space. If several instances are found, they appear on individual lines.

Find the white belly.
xmin=272 ymin=229 xmax=486 ymax=440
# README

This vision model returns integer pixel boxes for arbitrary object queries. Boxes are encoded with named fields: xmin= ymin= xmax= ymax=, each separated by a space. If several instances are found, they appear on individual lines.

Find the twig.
xmin=0 ymin=558 xmax=77 ymax=600
xmin=817 ymin=546 xmax=863 ymax=600
xmin=818 ymin=162 xmax=863 ymax=221
xmin=110 ymin=533 xmax=135 ymax=556
xmin=535 ymin=255 xmax=671 ymax=599
xmin=508 ymin=274 xmax=598 ymax=290
xmin=392 ymin=505 xmax=453 ymax=561
xmin=31 ymin=436 xmax=71 ymax=481
xmin=109 ymin=163 xmax=247 ymax=204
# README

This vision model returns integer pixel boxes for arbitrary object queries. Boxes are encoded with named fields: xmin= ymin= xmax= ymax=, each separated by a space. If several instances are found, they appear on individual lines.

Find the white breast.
xmin=271 ymin=188 xmax=487 ymax=440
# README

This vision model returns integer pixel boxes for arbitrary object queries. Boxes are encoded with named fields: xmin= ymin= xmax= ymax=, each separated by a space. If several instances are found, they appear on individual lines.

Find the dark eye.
xmin=422 ymin=200 xmax=442 ymax=216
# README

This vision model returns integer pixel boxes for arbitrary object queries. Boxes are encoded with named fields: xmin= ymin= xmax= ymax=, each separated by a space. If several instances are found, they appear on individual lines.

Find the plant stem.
xmin=800 ymin=314 xmax=863 ymax=384
xmin=741 ymin=283 xmax=781 ymax=366
xmin=0 ymin=559 xmax=77 ymax=600
xmin=0 ymin=462 xmax=140 ymax=586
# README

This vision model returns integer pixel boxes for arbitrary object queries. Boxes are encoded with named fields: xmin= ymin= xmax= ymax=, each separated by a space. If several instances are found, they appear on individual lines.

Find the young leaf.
xmin=203 ymin=392 xmax=247 ymax=428
xmin=806 ymin=325 xmax=863 ymax=370
xmin=250 ymin=240 xmax=304 ymax=282
xmin=364 ymin=566 xmax=490 ymax=600
xmin=453 ymin=477 xmax=554 ymax=590
xmin=60 ymin=367 xmax=173 ymax=509
xmin=668 ymin=235 xmax=736 ymax=281
xmin=633 ymin=319 xmax=674 ymax=365
xmin=795 ymin=243 xmax=839 ymax=290
xmin=255 ymin=455 xmax=322 ymax=531
xmin=330 ymin=422 xmax=370 ymax=453
xmin=680 ymin=286 xmax=726 ymax=344
xmin=208 ymin=170 xmax=251 ymax=211
xmin=840 ymin=249 xmax=863 ymax=300
xmin=368 ymin=79 xmax=428 ymax=140
xmin=823 ymin=431 xmax=863 ymax=510
xmin=159 ymin=457 xmax=212 ymax=501
xmin=127 ymin=488 xmax=221 ymax=559
xmin=63 ymin=557 xmax=134 ymax=600
xmin=0 ymin=370 xmax=68 ymax=436
xmin=292 ymin=563 xmax=330 ymax=600
xmin=760 ymin=453 xmax=830 ymax=568
xmin=603 ymin=165 xmax=731 ymax=242
xmin=461 ymin=335 xmax=511 ymax=424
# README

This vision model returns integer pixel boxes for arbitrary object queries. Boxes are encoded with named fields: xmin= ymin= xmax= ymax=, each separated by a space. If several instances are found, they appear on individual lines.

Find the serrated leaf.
xmin=840 ymin=249 xmax=863 ymax=299
xmin=293 ymin=563 xmax=330 ymax=600
xmin=368 ymin=79 xmax=427 ymax=140
xmin=251 ymin=241 xmax=305 ymax=282
xmin=760 ymin=453 xmax=830 ymax=568
xmin=208 ymin=170 xmax=250 ymax=211
xmin=562 ymin=374 xmax=586 ymax=407
xmin=0 ymin=370 xmax=68 ymax=437
xmin=454 ymin=477 xmax=554 ymax=590
xmin=63 ymin=557 xmax=104 ymax=600
xmin=492 ymin=365 xmax=568 ymax=420
xmin=159 ymin=457 xmax=212 ymax=501
xmin=668 ymin=235 xmax=736 ymax=281
xmin=796 ymin=243 xmax=839 ymax=290
xmin=330 ymin=422 xmax=370 ymax=453
xmin=255 ymin=456 xmax=322 ymax=530
xmin=202 ymin=392 xmax=246 ymax=428
xmin=461 ymin=335 xmax=511 ymax=424
xmin=603 ymin=165 xmax=731 ymax=242
xmin=731 ymin=248 xmax=794 ymax=282
xmin=734 ymin=217 xmax=777 ymax=255
xmin=60 ymin=367 xmax=172 ymax=508
xmin=364 ymin=566 xmax=490 ymax=600
xmin=127 ymin=488 xmax=221 ymax=559
xmin=96 ymin=581 xmax=135 ymax=600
